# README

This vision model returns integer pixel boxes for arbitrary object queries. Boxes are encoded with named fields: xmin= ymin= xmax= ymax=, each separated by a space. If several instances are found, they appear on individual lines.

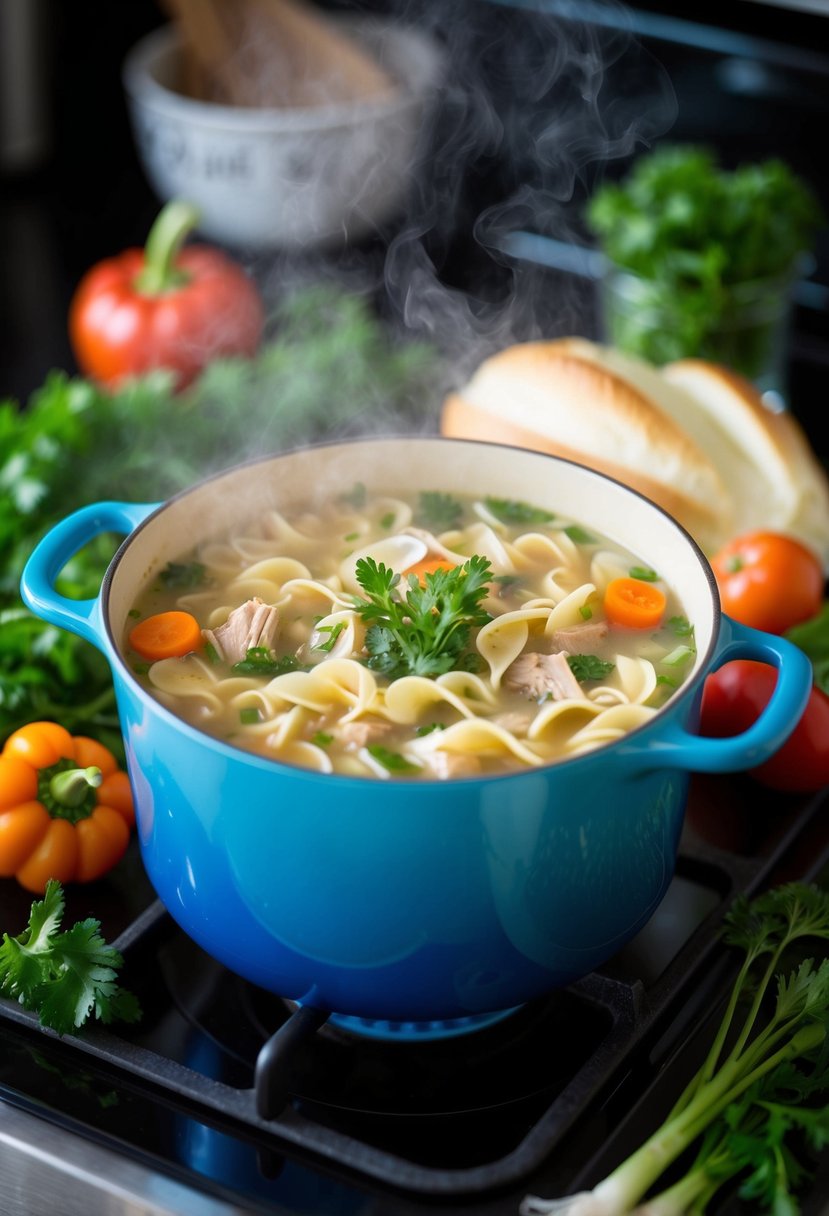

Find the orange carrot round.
xmin=404 ymin=557 xmax=457 ymax=587
xmin=128 ymin=610 xmax=203 ymax=660
xmin=604 ymin=577 xmax=667 ymax=629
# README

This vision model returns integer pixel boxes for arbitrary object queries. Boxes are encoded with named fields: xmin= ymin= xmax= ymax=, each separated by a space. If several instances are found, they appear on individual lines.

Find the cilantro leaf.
xmin=0 ymin=880 xmax=142 ymax=1036
xmin=354 ymin=554 xmax=492 ymax=680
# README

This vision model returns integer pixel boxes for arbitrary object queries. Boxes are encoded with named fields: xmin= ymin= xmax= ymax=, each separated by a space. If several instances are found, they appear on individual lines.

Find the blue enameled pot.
xmin=20 ymin=439 xmax=812 ymax=1026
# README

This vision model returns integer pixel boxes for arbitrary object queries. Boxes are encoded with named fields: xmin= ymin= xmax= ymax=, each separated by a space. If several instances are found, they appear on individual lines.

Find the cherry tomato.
xmin=700 ymin=660 xmax=829 ymax=792
xmin=710 ymin=531 xmax=823 ymax=635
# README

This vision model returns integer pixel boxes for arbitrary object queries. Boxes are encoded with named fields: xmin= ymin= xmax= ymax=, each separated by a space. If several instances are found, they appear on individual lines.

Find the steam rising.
xmin=190 ymin=0 xmax=678 ymax=469
xmin=380 ymin=0 xmax=676 ymax=376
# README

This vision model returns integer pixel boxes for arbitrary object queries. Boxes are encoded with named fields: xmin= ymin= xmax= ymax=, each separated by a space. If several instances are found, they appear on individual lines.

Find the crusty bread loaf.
xmin=440 ymin=337 xmax=829 ymax=570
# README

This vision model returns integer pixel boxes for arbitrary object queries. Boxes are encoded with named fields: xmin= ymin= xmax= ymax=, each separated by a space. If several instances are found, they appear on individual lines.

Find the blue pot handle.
xmin=19 ymin=501 xmax=160 ymax=652
xmin=631 ymin=615 xmax=813 ymax=773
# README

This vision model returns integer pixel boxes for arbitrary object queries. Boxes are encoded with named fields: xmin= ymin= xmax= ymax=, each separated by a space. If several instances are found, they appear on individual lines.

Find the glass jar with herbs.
xmin=588 ymin=146 xmax=823 ymax=395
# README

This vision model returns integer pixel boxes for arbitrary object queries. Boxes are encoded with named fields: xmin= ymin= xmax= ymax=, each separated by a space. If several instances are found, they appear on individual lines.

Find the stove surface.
xmin=1 ymin=774 xmax=827 ymax=1216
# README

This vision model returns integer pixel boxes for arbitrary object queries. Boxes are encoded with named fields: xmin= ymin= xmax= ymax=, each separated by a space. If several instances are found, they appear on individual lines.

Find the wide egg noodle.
xmin=451 ymin=522 xmax=513 ymax=574
xmin=409 ymin=718 xmax=546 ymax=767
xmin=565 ymin=702 xmax=656 ymax=755
xmin=262 ymin=509 xmax=330 ymax=550
xmin=590 ymin=549 xmax=633 ymax=590
xmin=382 ymin=672 xmax=498 ymax=725
xmin=279 ymin=577 xmax=354 ymax=617
xmin=476 ymin=608 xmax=552 ymax=687
xmin=301 ymin=609 xmax=365 ymax=663
xmin=147 ymin=654 xmax=262 ymax=723
xmin=510 ymin=530 xmax=583 ymax=572
xmin=272 ymin=739 xmax=335 ymax=773
xmin=542 ymin=583 xmax=598 ymax=637
xmin=588 ymin=654 xmax=659 ymax=707
xmin=367 ymin=497 xmax=413 ymax=532
xmin=528 ymin=698 xmax=606 ymax=750
xmin=223 ymin=557 xmax=316 ymax=604
xmin=264 ymin=658 xmax=380 ymax=721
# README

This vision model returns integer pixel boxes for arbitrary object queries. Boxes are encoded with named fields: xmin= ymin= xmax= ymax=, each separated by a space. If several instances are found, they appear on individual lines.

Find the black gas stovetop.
xmin=0 ymin=774 xmax=827 ymax=1216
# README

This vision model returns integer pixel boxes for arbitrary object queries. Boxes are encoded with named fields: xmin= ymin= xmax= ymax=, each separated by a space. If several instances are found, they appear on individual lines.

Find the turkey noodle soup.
xmin=124 ymin=486 xmax=696 ymax=779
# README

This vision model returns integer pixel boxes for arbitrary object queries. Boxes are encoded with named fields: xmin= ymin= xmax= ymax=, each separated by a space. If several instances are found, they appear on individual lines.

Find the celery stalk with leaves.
xmin=521 ymin=882 xmax=829 ymax=1215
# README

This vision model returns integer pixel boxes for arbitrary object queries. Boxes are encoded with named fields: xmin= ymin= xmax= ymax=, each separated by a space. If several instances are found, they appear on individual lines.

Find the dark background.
xmin=2 ymin=0 xmax=827 ymax=457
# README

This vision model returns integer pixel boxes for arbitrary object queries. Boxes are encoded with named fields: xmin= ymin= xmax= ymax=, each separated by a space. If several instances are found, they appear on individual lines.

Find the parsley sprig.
xmin=353 ymin=554 xmax=492 ymax=680
xmin=0 ymin=880 xmax=142 ymax=1036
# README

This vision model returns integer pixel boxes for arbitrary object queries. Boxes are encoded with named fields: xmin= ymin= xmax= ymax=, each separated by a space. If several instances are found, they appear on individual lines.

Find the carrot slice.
xmin=128 ymin=610 xmax=203 ymax=660
xmin=404 ymin=557 xmax=457 ymax=587
xmin=604 ymin=577 xmax=667 ymax=629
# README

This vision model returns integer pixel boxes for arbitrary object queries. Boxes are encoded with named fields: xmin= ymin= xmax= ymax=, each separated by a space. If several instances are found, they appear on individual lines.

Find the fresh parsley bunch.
xmin=353 ymin=555 xmax=492 ymax=680
xmin=587 ymin=145 xmax=824 ymax=373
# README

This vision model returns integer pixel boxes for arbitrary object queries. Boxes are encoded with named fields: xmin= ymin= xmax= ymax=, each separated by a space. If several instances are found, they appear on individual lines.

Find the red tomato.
xmin=700 ymin=660 xmax=829 ymax=792
xmin=710 ymin=531 xmax=823 ymax=635
xmin=68 ymin=200 xmax=264 ymax=390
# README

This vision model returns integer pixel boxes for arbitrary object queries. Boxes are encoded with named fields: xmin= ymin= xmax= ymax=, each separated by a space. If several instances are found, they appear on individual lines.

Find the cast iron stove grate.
xmin=0 ymin=777 xmax=827 ymax=1213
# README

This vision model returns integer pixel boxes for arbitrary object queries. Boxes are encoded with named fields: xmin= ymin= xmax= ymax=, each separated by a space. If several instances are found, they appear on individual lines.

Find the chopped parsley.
xmin=567 ymin=654 xmax=616 ymax=682
xmin=629 ymin=565 xmax=659 ymax=582
xmin=417 ymin=491 xmax=464 ymax=531
xmin=340 ymin=482 xmax=367 ymax=508
xmin=668 ymin=615 xmax=695 ymax=638
xmin=380 ymin=511 xmax=396 ymax=529
xmin=367 ymin=745 xmax=421 ymax=773
xmin=231 ymin=649 xmax=300 ymax=677
xmin=239 ymin=707 xmax=261 ymax=725
xmin=564 ymin=524 xmax=596 ymax=544
xmin=484 ymin=497 xmax=554 ymax=525
xmin=415 ymin=722 xmax=446 ymax=736
xmin=312 ymin=730 xmax=334 ymax=746
xmin=159 ymin=560 xmax=208 ymax=589
xmin=491 ymin=574 xmax=521 ymax=591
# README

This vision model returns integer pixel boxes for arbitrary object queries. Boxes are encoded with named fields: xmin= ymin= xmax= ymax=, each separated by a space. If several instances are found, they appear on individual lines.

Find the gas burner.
xmin=285 ymin=1001 xmax=523 ymax=1042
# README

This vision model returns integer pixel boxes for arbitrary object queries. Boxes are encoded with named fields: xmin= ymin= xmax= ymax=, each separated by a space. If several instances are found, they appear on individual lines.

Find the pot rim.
xmin=101 ymin=434 xmax=721 ymax=786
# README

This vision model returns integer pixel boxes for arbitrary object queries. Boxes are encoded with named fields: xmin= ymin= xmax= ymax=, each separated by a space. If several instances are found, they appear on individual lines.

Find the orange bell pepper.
xmin=0 ymin=721 xmax=135 ymax=894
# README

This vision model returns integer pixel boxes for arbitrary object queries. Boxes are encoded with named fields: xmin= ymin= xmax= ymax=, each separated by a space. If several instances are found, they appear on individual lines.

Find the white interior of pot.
xmin=105 ymin=438 xmax=717 ymax=674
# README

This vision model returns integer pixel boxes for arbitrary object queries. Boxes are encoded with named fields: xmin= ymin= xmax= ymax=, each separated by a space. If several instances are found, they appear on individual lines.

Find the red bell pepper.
xmin=68 ymin=200 xmax=264 ymax=389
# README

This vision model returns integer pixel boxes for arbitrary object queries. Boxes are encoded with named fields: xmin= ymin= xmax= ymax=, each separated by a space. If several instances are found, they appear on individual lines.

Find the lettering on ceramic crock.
xmin=137 ymin=118 xmax=254 ymax=181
